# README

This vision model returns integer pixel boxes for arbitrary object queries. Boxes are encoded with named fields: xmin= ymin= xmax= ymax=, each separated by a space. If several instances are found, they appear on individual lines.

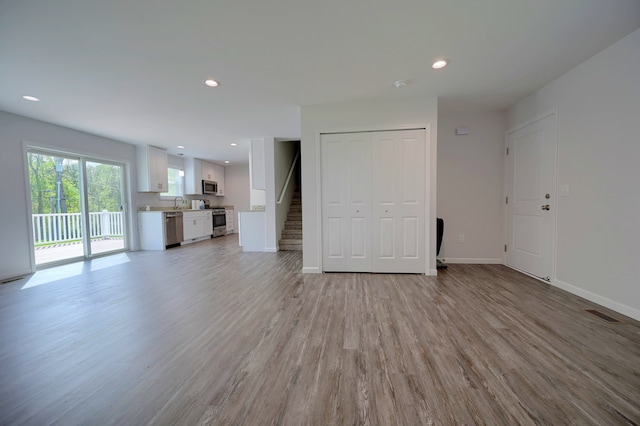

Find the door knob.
xmin=541 ymin=204 xmax=550 ymax=211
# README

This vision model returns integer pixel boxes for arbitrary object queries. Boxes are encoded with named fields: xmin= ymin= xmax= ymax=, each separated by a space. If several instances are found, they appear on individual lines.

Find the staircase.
xmin=279 ymin=191 xmax=302 ymax=251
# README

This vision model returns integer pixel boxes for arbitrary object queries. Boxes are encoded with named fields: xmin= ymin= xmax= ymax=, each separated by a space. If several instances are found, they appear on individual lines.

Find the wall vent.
xmin=1 ymin=277 xmax=24 ymax=285
xmin=586 ymin=309 xmax=621 ymax=323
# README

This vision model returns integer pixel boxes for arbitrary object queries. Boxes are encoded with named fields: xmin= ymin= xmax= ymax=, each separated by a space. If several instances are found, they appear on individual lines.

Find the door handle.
xmin=541 ymin=204 xmax=550 ymax=211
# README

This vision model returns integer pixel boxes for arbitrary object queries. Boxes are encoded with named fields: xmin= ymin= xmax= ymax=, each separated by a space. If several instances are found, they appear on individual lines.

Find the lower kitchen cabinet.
xmin=225 ymin=208 xmax=234 ymax=234
xmin=183 ymin=210 xmax=212 ymax=242
xmin=138 ymin=211 xmax=166 ymax=250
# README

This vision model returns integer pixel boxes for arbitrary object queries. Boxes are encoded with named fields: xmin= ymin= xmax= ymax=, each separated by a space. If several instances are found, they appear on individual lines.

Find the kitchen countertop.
xmin=139 ymin=208 xmax=210 ymax=213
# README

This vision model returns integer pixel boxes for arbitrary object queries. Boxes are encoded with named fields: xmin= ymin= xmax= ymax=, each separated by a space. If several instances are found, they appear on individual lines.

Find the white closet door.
xmin=321 ymin=133 xmax=373 ymax=272
xmin=372 ymin=130 xmax=426 ymax=273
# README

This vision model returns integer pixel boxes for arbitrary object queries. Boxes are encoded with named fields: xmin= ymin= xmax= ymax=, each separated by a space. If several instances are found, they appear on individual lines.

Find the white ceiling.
xmin=1 ymin=0 xmax=639 ymax=164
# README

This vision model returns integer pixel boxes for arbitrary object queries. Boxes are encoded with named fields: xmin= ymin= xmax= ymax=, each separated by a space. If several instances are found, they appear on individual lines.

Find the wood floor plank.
xmin=0 ymin=236 xmax=639 ymax=425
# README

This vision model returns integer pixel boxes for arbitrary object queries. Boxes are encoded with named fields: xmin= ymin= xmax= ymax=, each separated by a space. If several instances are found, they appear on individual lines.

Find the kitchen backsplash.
xmin=136 ymin=192 xmax=223 ymax=211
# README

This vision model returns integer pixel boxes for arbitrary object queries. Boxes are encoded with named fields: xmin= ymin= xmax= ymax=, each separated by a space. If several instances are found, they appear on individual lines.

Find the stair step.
xmin=279 ymin=238 xmax=302 ymax=251
xmin=285 ymin=221 xmax=302 ymax=230
xmin=281 ymin=190 xmax=302 ymax=250
xmin=282 ymin=230 xmax=302 ymax=238
xmin=279 ymin=238 xmax=302 ymax=244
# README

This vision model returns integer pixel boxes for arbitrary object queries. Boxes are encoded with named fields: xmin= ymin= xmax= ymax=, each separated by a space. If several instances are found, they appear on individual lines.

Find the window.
xmin=160 ymin=166 xmax=184 ymax=199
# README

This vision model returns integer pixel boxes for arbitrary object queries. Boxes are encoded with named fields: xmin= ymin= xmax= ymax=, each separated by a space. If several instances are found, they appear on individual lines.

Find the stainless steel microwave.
xmin=202 ymin=180 xmax=218 ymax=195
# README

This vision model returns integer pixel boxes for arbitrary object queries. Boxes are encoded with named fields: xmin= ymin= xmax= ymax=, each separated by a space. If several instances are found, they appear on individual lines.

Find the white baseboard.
xmin=553 ymin=278 xmax=640 ymax=322
xmin=265 ymin=247 xmax=278 ymax=253
xmin=0 ymin=269 xmax=33 ymax=283
xmin=440 ymin=258 xmax=503 ymax=264
xmin=428 ymin=268 xmax=438 ymax=276
xmin=302 ymin=266 xmax=321 ymax=274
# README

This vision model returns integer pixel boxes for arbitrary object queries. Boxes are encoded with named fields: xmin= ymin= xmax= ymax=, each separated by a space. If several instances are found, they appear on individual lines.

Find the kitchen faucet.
xmin=174 ymin=196 xmax=184 ymax=210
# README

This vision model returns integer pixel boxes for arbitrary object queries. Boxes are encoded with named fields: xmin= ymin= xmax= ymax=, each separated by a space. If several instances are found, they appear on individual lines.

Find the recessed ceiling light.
xmin=230 ymin=143 xmax=237 ymax=146
xmin=204 ymin=79 xmax=219 ymax=87
xmin=22 ymin=95 xmax=40 ymax=102
xmin=394 ymin=80 xmax=407 ymax=88
xmin=432 ymin=59 xmax=448 ymax=69
xmin=177 ymin=145 xmax=185 ymax=149
xmin=224 ymin=161 xmax=230 ymax=164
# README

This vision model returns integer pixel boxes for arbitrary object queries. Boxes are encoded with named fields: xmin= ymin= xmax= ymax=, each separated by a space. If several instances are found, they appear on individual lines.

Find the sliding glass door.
xmin=28 ymin=149 xmax=128 ymax=266
xmin=85 ymin=160 xmax=127 ymax=256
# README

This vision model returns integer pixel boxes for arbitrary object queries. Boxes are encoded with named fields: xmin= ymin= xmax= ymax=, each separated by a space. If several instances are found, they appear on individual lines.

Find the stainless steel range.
xmin=211 ymin=208 xmax=226 ymax=237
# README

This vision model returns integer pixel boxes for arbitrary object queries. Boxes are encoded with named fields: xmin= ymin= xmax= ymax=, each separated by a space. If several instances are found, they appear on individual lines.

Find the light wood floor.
xmin=1 ymin=235 xmax=638 ymax=425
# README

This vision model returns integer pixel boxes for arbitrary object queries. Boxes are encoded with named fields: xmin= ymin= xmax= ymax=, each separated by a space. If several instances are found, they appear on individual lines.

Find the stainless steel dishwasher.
xmin=164 ymin=212 xmax=183 ymax=248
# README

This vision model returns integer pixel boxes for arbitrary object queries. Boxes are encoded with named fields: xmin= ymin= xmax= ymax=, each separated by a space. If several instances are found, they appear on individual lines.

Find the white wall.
xmin=0 ymin=110 xmax=138 ymax=281
xmin=249 ymin=138 xmax=266 ymax=208
xmin=246 ymin=137 xmax=277 ymax=251
xmin=507 ymin=28 xmax=640 ymax=320
xmin=221 ymin=164 xmax=251 ymax=216
xmin=301 ymin=98 xmax=438 ymax=274
xmin=437 ymin=109 xmax=506 ymax=263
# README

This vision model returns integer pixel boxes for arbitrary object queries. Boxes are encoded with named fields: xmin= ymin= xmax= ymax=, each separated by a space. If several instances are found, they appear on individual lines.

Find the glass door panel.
xmin=28 ymin=151 xmax=85 ymax=266
xmin=85 ymin=160 xmax=126 ymax=256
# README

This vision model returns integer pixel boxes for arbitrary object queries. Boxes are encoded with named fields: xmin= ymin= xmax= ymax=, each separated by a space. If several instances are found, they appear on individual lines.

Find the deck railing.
xmin=32 ymin=211 xmax=124 ymax=245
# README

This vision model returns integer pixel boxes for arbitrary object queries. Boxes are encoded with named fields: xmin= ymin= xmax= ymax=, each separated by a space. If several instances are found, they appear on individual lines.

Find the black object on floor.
xmin=436 ymin=218 xmax=447 ymax=269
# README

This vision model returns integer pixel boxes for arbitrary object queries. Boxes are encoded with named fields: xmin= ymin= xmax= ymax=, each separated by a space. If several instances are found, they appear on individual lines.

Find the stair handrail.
xmin=277 ymin=150 xmax=300 ymax=204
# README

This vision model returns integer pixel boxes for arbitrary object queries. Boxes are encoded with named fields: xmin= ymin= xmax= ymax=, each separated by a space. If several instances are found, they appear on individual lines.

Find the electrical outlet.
xmin=459 ymin=234 xmax=465 ymax=243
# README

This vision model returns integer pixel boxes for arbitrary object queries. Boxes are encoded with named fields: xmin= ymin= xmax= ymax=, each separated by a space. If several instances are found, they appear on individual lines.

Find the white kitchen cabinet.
xmin=137 ymin=145 xmax=168 ymax=192
xmin=184 ymin=158 xmax=203 ymax=195
xmin=225 ymin=208 xmax=234 ymax=234
xmin=213 ymin=163 xmax=225 ymax=196
xmin=202 ymin=161 xmax=216 ymax=181
xmin=238 ymin=210 xmax=266 ymax=251
xmin=138 ymin=211 xmax=166 ymax=250
xmin=182 ymin=210 xmax=212 ymax=242
xmin=184 ymin=158 xmax=225 ymax=195
xmin=203 ymin=210 xmax=213 ymax=235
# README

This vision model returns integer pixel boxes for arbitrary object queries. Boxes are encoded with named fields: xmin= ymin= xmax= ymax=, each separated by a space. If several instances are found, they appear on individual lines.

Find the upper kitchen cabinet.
xmin=184 ymin=157 xmax=203 ymax=195
xmin=213 ymin=163 xmax=225 ymax=196
xmin=202 ymin=161 xmax=216 ymax=182
xmin=184 ymin=158 xmax=225 ymax=196
xmin=137 ymin=145 xmax=168 ymax=192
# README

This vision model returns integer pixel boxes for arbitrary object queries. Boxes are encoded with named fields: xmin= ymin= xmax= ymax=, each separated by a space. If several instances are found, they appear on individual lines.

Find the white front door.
xmin=371 ymin=130 xmax=426 ymax=273
xmin=506 ymin=113 xmax=557 ymax=280
xmin=321 ymin=129 xmax=427 ymax=273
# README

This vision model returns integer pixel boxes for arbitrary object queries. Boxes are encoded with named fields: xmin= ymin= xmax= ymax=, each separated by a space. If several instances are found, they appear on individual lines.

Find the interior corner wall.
xmin=300 ymin=98 xmax=438 ymax=274
xmin=0 ymin=110 xmax=138 ymax=281
xmin=437 ymin=109 xmax=506 ymax=263
xmin=507 ymin=28 xmax=640 ymax=320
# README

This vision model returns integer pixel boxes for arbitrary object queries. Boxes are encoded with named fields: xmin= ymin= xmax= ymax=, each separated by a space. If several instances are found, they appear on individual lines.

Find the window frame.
xmin=159 ymin=162 xmax=185 ymax=200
